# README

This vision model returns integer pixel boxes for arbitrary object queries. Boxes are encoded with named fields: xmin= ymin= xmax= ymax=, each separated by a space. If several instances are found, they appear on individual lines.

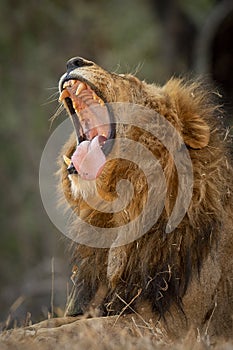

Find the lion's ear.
xmin=182 ymin=114 xmax=210 ymax=149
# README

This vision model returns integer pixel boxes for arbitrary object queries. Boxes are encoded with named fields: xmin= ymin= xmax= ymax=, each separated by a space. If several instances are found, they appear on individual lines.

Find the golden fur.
xmin=58 ymin=58 xmax=233 ymax=340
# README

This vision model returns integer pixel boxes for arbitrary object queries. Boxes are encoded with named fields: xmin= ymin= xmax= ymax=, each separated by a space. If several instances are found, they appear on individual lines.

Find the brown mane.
xmin=58 ymin=58 xmax=233 ymax=339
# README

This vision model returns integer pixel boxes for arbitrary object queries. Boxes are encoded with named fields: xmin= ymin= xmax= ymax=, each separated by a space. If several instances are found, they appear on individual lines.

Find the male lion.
xmin=58 ymin=57 xmax=233 ymax=341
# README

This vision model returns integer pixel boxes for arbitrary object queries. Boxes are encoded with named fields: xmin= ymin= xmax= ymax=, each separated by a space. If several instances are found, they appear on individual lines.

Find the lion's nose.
xmin=66 ymin=57 xmax=93 ymax=71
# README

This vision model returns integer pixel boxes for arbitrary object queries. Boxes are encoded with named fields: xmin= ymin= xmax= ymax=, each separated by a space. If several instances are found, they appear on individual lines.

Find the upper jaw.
xmin=59 ymin=72 xmax=106 ymax=103
xmin=59 ymin=72 xmax=116 ymax=179
xmin=59 ymin=76 xmax=113 ymax=142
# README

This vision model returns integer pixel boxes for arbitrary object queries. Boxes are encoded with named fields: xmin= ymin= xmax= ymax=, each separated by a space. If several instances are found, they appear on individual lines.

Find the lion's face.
xmin=59 ymin=57 xmax=149 ymax=203
xmin=59 ymin=57 xmax=213 ymax=231
xmin=59 ymin=57 xmax=210 ymax=213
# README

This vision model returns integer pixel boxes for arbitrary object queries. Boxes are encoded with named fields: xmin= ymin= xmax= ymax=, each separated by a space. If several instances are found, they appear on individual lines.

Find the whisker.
xmin=49 ymin=104 xmax=65 ymax=127
xmin=47 ymin=91 xmax=60 ymax=100
xmin=49 ymin=91 xmax=60 ymax=98
xmin=42 ymin=91 xmax=60 ymax=106
xmin=42 ymin=97 xmax=60 ymax=106
xmin=132 ymin=61 xmax=144 ymax=76
xmin=113 ymin=63 xmax=122 ymax=74
xmin=45 ymin=86 xmax=59 ymax=90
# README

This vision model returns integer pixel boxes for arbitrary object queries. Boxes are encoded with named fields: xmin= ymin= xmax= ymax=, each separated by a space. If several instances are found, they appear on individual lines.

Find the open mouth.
xmin=59 ymin=79 xmax=115 ymax=180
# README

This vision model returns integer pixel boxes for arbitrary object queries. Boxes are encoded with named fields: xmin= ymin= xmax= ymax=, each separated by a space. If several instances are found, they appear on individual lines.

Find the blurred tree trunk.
xmin=149 ymin=0 xmax=197 ymax=75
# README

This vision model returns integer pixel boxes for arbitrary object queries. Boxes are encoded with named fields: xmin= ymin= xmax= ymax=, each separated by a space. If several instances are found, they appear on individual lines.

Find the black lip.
xmin=61 ymin=74 xmax=116 ymax=157
xmin=65 ymin=97 xmax=86 ymax=145
xmin=67 ymin=163 xmax=78 ymax=175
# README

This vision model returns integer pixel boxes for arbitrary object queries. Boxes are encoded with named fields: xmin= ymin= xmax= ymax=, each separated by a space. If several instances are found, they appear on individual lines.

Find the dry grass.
xmin=0 ymin=315 xmax=232 ymax=350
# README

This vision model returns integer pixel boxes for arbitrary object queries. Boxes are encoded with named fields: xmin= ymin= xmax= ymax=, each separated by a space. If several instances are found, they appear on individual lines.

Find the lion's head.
xmin=57 ymin=57 xmax=233 ymax=338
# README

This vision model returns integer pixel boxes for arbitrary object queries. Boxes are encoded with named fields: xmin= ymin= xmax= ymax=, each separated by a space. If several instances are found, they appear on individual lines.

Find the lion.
xmin=57 ymin=57 xmax=233 ymax=341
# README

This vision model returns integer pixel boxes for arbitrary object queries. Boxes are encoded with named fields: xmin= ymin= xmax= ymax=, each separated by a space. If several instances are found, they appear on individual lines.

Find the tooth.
xmin=92 ymin=92 xmax=98 ymax=101
xmin=63 ymin=80 xmax=76 ymax=88
xmin=74 ymin=106 xmax=81 ymax=114
xmin=59 ymin=89 xmax=70 ymax=102
xmin=98 ymin=98 xmax=105 ymax=106
xmin=75 ymin=82 xmax=86 ymax=96
xmin=63 ymin=155 xmax=71 ymax=166
xmin=73 ymin=101 xmax=81 ymax=113
xmin=70 ymin=79 xmax=76 ymax=86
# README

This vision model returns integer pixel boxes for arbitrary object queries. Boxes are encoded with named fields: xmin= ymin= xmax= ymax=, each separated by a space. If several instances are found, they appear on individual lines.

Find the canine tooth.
xmin=59 ymin=89 xmax=70 ymax=101
xmin=75 ymin=106 xmax=81 ymax=114
xmin=63 ymin=155 xmax=71 ymax=166
xmin=73 ymin=101 xmax=81 ymax=113
xmin=75 ymin=82 xmax=86 ymax=96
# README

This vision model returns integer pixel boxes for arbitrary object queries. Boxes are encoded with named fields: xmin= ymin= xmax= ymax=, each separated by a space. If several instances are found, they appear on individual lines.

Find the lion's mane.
xmin=58 ymin=60 xmax=233 ymax=338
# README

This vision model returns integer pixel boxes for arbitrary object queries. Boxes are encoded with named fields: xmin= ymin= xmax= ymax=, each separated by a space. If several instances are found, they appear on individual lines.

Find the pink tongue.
xmin=71 ymin=136 xmax=106 ymax=180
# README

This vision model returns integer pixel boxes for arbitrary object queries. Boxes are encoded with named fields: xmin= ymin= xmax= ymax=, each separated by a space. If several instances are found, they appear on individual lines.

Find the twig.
xmin=114 ymin=289 xmax=142 ymax=325
xmin=204 ymin=300 xmax=217 ymax=339
xmin=131 ymin=316 xmax=143 ymax=337
xmin=50 ymin=257 xmax=55 ymax=318
xmin=114 ymin=289 xmax=158 ymax=335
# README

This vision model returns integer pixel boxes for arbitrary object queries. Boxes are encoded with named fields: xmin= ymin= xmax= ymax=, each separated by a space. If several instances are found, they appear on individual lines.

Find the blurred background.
xmin=0 ymin=0 xmax=233 ymax=328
